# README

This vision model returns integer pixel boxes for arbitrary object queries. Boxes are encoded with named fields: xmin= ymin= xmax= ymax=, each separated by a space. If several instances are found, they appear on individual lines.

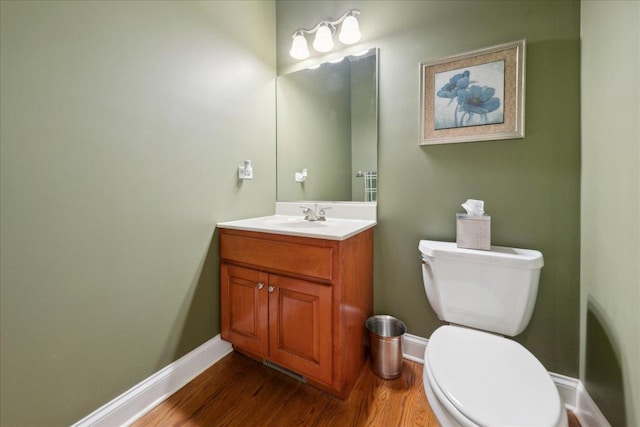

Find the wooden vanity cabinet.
xmin=220 ymin=227 xmax=373 ymax=399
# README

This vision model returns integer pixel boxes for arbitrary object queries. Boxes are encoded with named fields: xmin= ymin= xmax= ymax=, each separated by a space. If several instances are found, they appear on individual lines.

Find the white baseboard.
xmin=575 ymin=381 xmax=612 ymax=427
xmin=401 ymin=333 xmax=610 ymax=427
xmin=72 ymin=335 xmax=233 ymax=427
xmin=402 ymin=333 xmax=428 ymax=363
xmin=549 ymin=372 xmax=580 ymax=409
xmin=72 ymin=331 xmax=611 ymax=427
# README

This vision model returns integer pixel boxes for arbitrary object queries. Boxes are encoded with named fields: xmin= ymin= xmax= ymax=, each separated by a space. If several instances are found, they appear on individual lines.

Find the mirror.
xmin=276 ymin=49 xmax=378 ymax=202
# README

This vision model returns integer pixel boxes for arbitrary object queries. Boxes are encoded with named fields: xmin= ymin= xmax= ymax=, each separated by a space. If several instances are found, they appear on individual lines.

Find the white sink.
xmin=217 ymin=215 xmax=375 ymax=240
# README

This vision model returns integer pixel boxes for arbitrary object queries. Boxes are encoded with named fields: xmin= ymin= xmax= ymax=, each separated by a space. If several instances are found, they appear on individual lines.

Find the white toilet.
xmin=418 ymin=240 xmax=568 ymax=427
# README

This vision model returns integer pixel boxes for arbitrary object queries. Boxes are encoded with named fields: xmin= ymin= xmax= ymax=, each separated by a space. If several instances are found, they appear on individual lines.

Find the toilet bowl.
xmin=418 ymin=240 xmax=568 ymax=427
xmin=423 ymin=325 xmax=567 ymax=427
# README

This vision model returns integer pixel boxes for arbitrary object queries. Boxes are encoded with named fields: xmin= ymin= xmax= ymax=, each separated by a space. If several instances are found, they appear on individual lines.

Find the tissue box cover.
xmin=456 ymin=214 xmax=491 ymax=250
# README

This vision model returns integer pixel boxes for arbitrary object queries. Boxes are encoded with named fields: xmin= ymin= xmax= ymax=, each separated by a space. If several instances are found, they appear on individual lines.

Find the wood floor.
xmin=134 ymin=351 xmax=437 ymax=426
xmin=134 ymin=351 xmax=582 ymax=427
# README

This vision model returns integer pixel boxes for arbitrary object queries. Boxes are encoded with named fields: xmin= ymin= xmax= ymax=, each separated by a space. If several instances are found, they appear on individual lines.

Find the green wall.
xmin=0 ymin=1 xmax=276 ymax=425
xmin=2 ymin=1 xmax=609 ymax=425
xmin=277 ymin=0 xmax=581 ymax=376
xmin=581 ymin=2 xmax=640 ymax=425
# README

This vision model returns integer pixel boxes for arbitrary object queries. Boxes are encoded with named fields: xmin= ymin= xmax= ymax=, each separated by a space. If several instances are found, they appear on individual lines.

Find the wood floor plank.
xmin=134 ymin=351 xmax=437 ymax=427
xmin=134 ymin=351 xmax=579 ymax=427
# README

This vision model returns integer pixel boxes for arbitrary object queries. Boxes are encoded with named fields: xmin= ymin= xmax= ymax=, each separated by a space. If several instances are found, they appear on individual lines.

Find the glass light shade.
xmin=289 ymin=34 xmax=309 ymax=59
xmin=312 ymin=24 xmax=334 ymax=52
xmin=338 ymin=15 xmax=361 ymax=44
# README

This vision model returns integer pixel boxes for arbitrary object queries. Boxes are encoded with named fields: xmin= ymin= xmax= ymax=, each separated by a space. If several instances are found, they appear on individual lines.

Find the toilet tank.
xmin=418 ymin=240 xmax=544 ymax=336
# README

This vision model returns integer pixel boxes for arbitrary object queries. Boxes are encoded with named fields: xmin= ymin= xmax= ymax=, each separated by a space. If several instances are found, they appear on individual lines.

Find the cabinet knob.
xmin=257 ymin=282 xmax=264 ymax=290
xmin=268 ymin=285 xmax=275 ymax=293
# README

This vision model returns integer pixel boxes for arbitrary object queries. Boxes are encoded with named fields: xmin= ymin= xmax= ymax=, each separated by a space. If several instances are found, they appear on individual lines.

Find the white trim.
xmin=549 ymin=372 xmax=580 ymax=409
xmin=402 ymin=333 xmax=428 ymax=363
xmin=72 ymin=335 xmax=233 ymax=427
xmin=72 ymin=331 xmax=611 ymax=427
xmin=402 ymin=333 xmax=610 ymax=427
xmin=575 ymin=381 xmax=612 ymax=427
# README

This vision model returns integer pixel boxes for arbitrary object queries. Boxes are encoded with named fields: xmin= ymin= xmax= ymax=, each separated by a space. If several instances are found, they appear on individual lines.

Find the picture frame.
xmin=420 ymin=39 xmax=526 ymax=145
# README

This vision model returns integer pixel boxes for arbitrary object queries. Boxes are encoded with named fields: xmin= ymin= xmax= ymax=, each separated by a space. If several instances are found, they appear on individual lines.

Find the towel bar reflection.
xmin=356 ymin=171 xmax=377 ymax=202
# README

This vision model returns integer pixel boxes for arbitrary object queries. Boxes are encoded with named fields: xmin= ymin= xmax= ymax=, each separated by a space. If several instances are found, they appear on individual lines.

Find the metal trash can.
xmin=366 ymin=315 xmax=407 ymax=379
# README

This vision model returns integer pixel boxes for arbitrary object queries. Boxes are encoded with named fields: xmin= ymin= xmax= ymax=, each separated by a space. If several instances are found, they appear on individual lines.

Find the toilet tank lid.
xmin=418 ymin=240 xmax=543 ymax=269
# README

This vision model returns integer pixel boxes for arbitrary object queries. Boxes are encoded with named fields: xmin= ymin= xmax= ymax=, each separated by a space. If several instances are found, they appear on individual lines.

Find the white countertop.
xmin=217 ymin=215 xmax=376 ymax=241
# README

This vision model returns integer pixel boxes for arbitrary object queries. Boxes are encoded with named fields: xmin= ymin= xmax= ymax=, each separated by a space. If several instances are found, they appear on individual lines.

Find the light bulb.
xmin=289 ymin=33 xmax=309 ymax=59
xmin=313 ymin=24 xmax=334 ymax=52
xmin=338 ymin=14 xmax=361 ymax=44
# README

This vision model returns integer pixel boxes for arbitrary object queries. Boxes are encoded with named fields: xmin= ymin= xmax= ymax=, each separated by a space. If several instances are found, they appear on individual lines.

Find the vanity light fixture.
xmin=289 ymin=9 xmax=361 ymax=60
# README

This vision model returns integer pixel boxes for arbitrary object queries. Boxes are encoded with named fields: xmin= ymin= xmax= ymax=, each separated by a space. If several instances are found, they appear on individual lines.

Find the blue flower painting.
xmin=434 ymin=60 xmax=505 ymax=130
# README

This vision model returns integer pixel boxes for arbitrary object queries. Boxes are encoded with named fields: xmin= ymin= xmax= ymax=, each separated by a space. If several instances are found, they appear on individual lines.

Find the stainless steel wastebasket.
xmin=366 ymin=315 xmax=407 ymax=379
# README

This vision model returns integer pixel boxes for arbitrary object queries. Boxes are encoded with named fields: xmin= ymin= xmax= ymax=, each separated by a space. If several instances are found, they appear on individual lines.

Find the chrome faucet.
xmin=299 ymin=205 xmax=331 ymax=221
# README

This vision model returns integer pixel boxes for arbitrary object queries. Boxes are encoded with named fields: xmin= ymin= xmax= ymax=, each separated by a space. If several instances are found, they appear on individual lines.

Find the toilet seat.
xmin=426 ymin=325 xmax=566 ymax=427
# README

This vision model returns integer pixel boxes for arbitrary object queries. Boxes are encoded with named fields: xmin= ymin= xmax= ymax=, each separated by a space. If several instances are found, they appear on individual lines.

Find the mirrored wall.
xmin=276 ymin=49 xmax=378 ymax=202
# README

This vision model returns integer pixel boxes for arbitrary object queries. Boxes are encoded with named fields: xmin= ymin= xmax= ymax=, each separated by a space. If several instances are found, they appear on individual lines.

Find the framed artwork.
xmin=420 ymin=39 xmax=526 ymax=145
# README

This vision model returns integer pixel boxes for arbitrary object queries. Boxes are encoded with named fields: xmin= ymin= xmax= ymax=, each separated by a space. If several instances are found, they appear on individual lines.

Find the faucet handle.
xmin=317 ymin=206 xmax=332 ymax=220
xmin=299 ymin=205 xmax=313 ymax=220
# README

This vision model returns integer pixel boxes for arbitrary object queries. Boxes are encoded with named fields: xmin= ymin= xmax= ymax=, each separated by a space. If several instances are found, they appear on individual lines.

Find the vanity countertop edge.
xmin=217 ymin=215 xmax=376 ymax=241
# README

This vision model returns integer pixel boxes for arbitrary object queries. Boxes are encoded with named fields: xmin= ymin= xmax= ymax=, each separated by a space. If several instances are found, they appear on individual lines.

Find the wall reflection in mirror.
xmin=276 ymin=49 xmax=378 ymax=202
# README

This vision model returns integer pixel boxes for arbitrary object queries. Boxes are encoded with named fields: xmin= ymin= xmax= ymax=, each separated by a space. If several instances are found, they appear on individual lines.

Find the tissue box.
xmin=456 ymin=214 xmax=491 ymax=250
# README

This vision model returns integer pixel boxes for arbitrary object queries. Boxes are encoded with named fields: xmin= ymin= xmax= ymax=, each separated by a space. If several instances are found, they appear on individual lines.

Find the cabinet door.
xmin=221 ymin=264 xmax=269 ymax=357
xmin=268 ymin=275 xmax=332 ymax=385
